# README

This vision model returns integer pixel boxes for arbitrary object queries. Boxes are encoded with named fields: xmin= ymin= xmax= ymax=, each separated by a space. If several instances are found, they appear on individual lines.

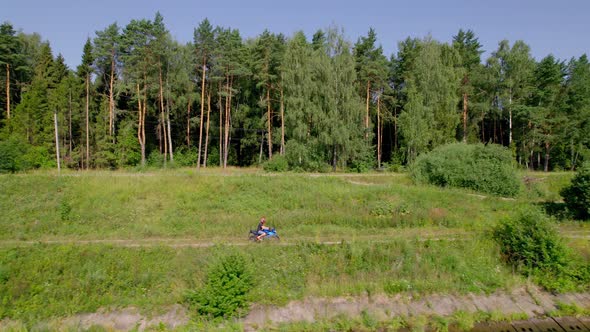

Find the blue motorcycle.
xmin=248 ymin=228 xmax=280 ymax=242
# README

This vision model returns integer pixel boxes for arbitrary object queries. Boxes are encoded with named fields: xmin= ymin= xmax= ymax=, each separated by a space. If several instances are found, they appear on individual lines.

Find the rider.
xmin=256 ymin=216 xmax=269 ymax=241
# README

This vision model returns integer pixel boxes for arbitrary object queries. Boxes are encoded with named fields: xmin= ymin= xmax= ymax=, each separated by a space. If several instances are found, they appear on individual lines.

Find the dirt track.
xmin=4 ymin=287 xmax=588 ymax=331
xmin=0 ymin=229 xmax=587 ymax=248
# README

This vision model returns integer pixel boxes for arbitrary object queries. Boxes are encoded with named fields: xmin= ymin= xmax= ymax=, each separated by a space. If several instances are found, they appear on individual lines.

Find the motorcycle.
xmin=248 ymin=228 xmax=280 ymax=242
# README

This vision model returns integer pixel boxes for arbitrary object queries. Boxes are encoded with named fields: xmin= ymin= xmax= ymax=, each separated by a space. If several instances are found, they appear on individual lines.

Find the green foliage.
xmin=263 ymin=155 xmax=288 ymax=172
xmin=0 ymin=137 xmax=53 ymax=172
xmin=59 ymin=200 xmax=72 ymax=221
xmin=492 ymin=208 xmax=567 ymax=271
xmin=492 ymin=208 xmax=589 ymax=291
xmin=0 ymin=244 xmax=204 ymax=322
xmin=186 ymin=253 xmax=254 ymax=318
xmin=0 ymin=138 xmax=28 ymax=173
xmin=560 ymin=163 xmax=590 ymax=220
xmin=411 ymin=143 xmax=520 ymax=197
xmin=172 ymin=146 xmax=197 ymax=167
xmin=348 ymin=148 xmax=375 ymax=173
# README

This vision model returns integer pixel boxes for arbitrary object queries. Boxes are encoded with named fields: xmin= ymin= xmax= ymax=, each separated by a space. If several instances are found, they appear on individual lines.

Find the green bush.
xmin=492 ymin=208 xmax=589 ymax=291
xmin=0 ymin=138 xmax=53 ymax=172
xmin=560 ymin=163 xmax=590 ymax=220
xmin=172 ymin=146 xmax=198 ymax=167
xmin=492 ymin=209 xmax=569 ymax=272
xmin=0 ymin=138 xmax=25 ymax=173
xmin=410 ymin=143 xmax=520 ymax=197
xmin=186 ymin=253 xmax=254 ymax=318
xmin=263 ymin=155 xmax=289 ymax=172
xmin=348 ymin=149 xmax=375 ymax=173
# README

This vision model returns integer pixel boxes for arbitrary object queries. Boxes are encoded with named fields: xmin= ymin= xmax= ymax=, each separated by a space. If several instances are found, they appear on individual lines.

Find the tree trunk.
xmin=186 ymin=95 xmax=191 ymax=146
xmin=332 ymin=146 xmax=337 ymax=172
xmin=223 ymin=76 xmax=233 ymax=168
xmin=5 ymin=64 xmax=10 ymax=119
xmin=219 ymin=83 xmax=223 ymax=167
xmin=204 ymin=92 xmax=211 ymax=168
xmin=258 ymin=130 xmax=264 ymax=165
xmin=159 ymin=67 xmax=167 ymax=165
xmin=109 ymin=49 xmax=115 ymax=139
xmin=377 ymin=95 xmax=381 ymax=168
xmin=462 ymin=92 xmax=468 ymax=142
xmin=54 ymin=112 xmax=60 ymax=174
xmin=280 ymin=83 xmax=285 ymax=155
xmin=493 ymin=118 xmax=497 ymax=143
xmin=481 ymin=111 xmax=485 ymax=142
xmin=69 ymin=89 xmax=72 ymax=156
xmin=137 ymin=83 xmax=146 ymax=166
xmin=365 ymin=80 xmax=370 ymax=139
xmin=508 ymin=89 xmax=513 ymax=145
xmin=267 ymin=86 xmax=272 ymax=159
xmin=393 ymin=107 xmax=398 ymax=151
xmin=85 ymin=74 xmax=90 ymax=169
xmin=544 ymin=142 xmax=550 ymax=172
xmin=499 ymin=121 xmax=504 ymax=145
xmin=197 ymin=60 xmax=206 ymax=169
xmin=167 ymin=99 xmax=173 ymax=162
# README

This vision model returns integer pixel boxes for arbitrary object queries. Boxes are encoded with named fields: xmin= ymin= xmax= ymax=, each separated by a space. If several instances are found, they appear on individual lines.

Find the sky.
xmin=2 ymin=0 xmax=589 ymax=69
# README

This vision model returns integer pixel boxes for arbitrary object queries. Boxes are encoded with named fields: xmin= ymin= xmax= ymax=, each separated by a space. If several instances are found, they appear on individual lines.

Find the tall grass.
xmin=0 ymin=170 xmax=525 ymax=241
xmin=0 ymin=239 xmax=519 ymax=322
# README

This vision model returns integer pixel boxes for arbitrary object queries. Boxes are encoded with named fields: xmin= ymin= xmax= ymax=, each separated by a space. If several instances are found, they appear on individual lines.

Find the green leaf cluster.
xmin=186 ymin=253 xmax=254 ymax=319
xmin=410 ymin=143 xmax=520 ymax=197
xmin=560 ymin=163 xmax=590 ymax=220
xmin=492 ymin=208 xmax=589 ymax=291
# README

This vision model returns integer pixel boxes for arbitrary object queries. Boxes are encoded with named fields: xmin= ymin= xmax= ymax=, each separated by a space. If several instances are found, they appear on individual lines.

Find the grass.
xmin=0 ymin=238 xmax=521 ymax=323
xmin=0 ymin=168 xmax=588 ymax=328
xmin=0 ymin=168 xmax=529 ymax=241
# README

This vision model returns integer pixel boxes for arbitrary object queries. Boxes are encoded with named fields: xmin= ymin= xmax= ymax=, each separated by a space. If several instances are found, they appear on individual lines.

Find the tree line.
xmin=1 ymin=13 xmax=589 ymax=172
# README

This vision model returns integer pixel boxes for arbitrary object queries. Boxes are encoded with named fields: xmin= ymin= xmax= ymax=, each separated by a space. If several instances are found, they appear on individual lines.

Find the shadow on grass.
xmin=536 ymin=201 xmax=570 ymax=220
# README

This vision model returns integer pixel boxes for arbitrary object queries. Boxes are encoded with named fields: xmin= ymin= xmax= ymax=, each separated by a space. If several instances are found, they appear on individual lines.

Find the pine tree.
xmin=564 ymin=55 xmax=590 ymax=169
xmin=0 ymin=22 xmax=23 ymax=121
xmin=529 ymin=55 xmax=566 ymax=171
xmin=93 ymin=23 xmax=120 ymax=140
xmin=120 ymin=16 xmax=160 ymax=166
xmin=453 ymin=29 xmax=483 ymax=142
xmin=194 ymin=18 xmax=215 ymax=168
xmin=354 ymin=28 xmax=389 ymax=166
xmin=78 ymin=38 xmax=93 ymax=169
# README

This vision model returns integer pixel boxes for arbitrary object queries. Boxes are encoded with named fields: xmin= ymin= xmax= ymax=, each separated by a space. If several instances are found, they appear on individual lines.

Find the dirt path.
xmin=243 ymin=286 xmax=590 ymax=330
xmin=4 ymin=287 xmax=587 ymax=331
xmin=0 ymin=230 xmax=587 ymax=248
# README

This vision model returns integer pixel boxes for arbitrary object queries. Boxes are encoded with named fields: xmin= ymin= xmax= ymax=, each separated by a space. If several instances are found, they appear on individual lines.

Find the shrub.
xmin=0 ymin=138 xmax=25 ymax=173
xmin=173 ymin=146 xmax=198 ymax=167
xmin=263 ymin=155 xmax=289 ymax=172
xmin=348 ymin=149 xmax=375 ymax=173
xmin=410 ymin=143 xmax=520 ymax=197
xmin=492 ymin=208 xmax=569 ymax=273
xmin=560 ymin=163 xmax=590 ymax=220
xmin=186 ymin=253 xmax=254 ymax=318
xmin=0 ymin=137 xmax=53 ymax=172
xmin=492 ymin=208 xmax=589 ymax=291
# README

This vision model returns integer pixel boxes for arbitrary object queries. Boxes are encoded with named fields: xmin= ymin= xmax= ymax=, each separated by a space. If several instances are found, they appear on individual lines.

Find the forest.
xmin=0 ymin=12 xmax=589 ymax=172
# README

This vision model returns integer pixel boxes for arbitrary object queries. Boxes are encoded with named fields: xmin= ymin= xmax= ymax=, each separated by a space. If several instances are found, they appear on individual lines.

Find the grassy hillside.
xmin=0 ymin=168 xmax=587 ymax=326
xmin=0 ymin=168 xmax=545 ymax=241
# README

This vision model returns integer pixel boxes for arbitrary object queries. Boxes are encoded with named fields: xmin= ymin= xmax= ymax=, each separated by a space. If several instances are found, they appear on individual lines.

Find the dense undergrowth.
xmin=411 ymin=143 xmax=520 ymax=197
